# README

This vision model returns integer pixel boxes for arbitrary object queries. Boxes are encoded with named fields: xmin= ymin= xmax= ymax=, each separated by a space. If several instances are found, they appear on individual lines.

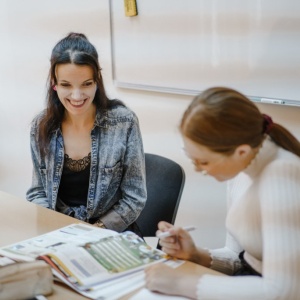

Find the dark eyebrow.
xmin=58 ymin=78 xmax=94 ymax=83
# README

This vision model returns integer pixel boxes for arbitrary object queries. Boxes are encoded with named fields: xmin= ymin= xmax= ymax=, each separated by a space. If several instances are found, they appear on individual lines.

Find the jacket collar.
xmin=94 ymin=109 xmax=108 ymax=129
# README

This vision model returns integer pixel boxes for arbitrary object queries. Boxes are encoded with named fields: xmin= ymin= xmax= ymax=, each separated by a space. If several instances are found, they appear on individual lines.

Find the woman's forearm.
xmin=188 ymin=247 xmax=212 ymax=268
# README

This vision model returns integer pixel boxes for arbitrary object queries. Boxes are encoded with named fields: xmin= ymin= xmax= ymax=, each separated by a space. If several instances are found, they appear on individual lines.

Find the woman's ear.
xmin=233 ymin=144 xmax=252 ymax=160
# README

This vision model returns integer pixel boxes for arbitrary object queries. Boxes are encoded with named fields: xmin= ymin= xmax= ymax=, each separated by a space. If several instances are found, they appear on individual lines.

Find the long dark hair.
xmin=38 ymin=32 xmax=110 ymax=157
xmin=180 ymin=87 xmax=300 ymax=157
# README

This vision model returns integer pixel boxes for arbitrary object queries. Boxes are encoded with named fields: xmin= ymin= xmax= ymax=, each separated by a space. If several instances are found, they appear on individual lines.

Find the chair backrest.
xmin=136 ymin=153 xmax=185 ymax=237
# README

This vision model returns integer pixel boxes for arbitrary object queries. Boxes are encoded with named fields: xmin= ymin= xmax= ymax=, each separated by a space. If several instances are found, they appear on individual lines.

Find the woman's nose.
xmin=193 ymin=163 xmax=202 ymax=172
xmin=193 ymin=163 xmax=208 ymax=175
xmin=71 ymin=89 xmax=82 ymax=100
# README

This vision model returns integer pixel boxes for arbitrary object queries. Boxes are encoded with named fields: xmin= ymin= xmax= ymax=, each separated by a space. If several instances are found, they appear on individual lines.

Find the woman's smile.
xmin=67 ymin=99 xmax=88 ymax=108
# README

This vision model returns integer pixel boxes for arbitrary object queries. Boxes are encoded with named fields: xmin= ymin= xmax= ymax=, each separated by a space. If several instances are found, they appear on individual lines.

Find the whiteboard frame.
xmin=109 ymin=1 xmax=300 ymax=107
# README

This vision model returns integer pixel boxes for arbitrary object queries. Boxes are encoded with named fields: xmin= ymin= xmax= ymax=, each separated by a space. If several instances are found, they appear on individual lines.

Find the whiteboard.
xmin=110 ymin=0 xmax=300 ymax=107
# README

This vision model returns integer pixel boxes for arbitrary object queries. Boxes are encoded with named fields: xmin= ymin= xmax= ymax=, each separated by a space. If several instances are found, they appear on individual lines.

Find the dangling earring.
xmin=201 ymin=170 xmax=208 ymax=176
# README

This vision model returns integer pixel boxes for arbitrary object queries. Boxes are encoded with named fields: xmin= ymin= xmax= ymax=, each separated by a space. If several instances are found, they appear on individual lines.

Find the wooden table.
xmin=0 ymin=191 xmax=223 ymax=299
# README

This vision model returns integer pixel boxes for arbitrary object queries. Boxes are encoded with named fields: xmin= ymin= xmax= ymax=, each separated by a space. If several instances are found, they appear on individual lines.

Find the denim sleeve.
xmin=26 ymin=123 xmax=49 ymax=208
xmin=100 ymin=114 xmax=147 ymax=231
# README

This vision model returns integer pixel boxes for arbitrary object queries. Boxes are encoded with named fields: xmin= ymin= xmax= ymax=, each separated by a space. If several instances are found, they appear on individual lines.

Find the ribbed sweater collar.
xmin=243 ymin=137 xmax=278 ymax=178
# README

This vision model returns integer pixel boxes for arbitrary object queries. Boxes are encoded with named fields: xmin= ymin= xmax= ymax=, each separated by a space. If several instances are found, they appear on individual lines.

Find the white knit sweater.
xmin=197 ymin=138 xmax=300 ymax=299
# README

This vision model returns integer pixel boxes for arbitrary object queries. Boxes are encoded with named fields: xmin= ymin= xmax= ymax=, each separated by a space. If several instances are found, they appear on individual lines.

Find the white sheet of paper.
xmin=129 ymin=288 xmax=188 ymax=300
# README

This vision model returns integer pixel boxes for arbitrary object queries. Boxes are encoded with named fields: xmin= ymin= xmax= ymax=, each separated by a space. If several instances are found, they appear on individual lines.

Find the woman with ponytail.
xmin=145 ymin=87 xmax=300 ymax=299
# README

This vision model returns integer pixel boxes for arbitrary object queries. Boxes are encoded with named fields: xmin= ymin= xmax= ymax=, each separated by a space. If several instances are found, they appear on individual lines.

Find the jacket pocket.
xmin=100 ymin=161 xmax=123 ymax=199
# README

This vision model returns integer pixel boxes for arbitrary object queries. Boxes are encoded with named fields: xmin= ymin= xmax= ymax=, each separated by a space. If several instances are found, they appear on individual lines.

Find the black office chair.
xmin=136 ymin=153 xmax=185 ymax=242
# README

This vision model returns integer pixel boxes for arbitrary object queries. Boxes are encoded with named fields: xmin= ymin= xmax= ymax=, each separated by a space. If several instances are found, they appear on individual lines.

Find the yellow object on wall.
xmin=124 ymin=0 xmax=138 ymax=17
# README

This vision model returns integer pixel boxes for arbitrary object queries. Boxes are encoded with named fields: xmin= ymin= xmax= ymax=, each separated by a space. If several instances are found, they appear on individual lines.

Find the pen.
xmin=157 ymin=226 xmax=196 ymax=238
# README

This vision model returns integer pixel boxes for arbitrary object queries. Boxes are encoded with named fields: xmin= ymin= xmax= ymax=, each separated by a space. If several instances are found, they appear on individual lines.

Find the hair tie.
xmin=262 ymin=114 xmax=273 ymax=134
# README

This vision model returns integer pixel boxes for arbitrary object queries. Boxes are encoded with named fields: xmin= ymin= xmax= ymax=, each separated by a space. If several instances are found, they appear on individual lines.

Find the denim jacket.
xmin=26 ymin=103 xmax=147 ymax=232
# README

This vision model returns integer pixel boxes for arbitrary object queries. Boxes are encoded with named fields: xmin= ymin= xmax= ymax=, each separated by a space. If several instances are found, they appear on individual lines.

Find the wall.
xmin=0 ymin=0 xmax=299 ymax=248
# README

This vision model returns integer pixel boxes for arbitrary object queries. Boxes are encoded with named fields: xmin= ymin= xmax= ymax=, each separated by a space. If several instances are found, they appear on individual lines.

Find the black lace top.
xmin=57 ymin=153 xmax=91 ymax=207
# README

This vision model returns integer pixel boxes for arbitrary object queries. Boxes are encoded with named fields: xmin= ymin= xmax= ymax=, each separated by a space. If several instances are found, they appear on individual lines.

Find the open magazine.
xmin=0 ymin=223 xmax=168 ymax=299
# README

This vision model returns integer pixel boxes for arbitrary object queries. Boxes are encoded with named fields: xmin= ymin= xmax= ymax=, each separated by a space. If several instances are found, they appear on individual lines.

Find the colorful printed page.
xmin=40 ymin=231 xmax=166 ymax=288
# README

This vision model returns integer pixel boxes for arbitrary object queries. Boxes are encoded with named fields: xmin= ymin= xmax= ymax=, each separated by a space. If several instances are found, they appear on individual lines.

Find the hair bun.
xmin=67 ymin=32 xmax=87 ymax=40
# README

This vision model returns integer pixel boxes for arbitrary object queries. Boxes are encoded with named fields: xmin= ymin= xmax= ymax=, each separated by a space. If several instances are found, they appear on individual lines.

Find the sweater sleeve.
xmin=196 ymin=158 xmax=300 ymax=300
xmin=209 ymin=233 xmax=242 ymax=275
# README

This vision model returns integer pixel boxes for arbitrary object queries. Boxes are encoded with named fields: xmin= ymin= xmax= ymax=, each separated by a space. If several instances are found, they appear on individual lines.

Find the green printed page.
xmin=83 ymin=232 xmax=165 ymax=273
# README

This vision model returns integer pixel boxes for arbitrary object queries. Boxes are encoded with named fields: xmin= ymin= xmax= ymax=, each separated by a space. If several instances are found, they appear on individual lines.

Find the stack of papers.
xmin=0 ymin=223 xmax=169 ymax=299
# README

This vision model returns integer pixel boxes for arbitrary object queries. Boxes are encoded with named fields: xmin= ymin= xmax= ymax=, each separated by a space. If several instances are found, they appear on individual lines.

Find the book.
xmin=0 ymin=260 xmax=53 ymax=300
xmin=0 ymin=224 xmax=167 ymax=299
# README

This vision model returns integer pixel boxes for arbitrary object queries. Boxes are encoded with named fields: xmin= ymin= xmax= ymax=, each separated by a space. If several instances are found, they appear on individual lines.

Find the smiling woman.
xmin=26 ymin=33 xmax=146 ymax=236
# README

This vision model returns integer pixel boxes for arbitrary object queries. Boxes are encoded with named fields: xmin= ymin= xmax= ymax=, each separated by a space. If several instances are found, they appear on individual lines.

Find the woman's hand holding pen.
xmin=145 ymin=221 xmax=200 ymax=298
xmin=145 ymin=221 xmax=212 ymax=298
xmin=157 ymin=221 xmax=212 ymax=267
xmin=156 ymin=221 xmax=198 ymax=261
